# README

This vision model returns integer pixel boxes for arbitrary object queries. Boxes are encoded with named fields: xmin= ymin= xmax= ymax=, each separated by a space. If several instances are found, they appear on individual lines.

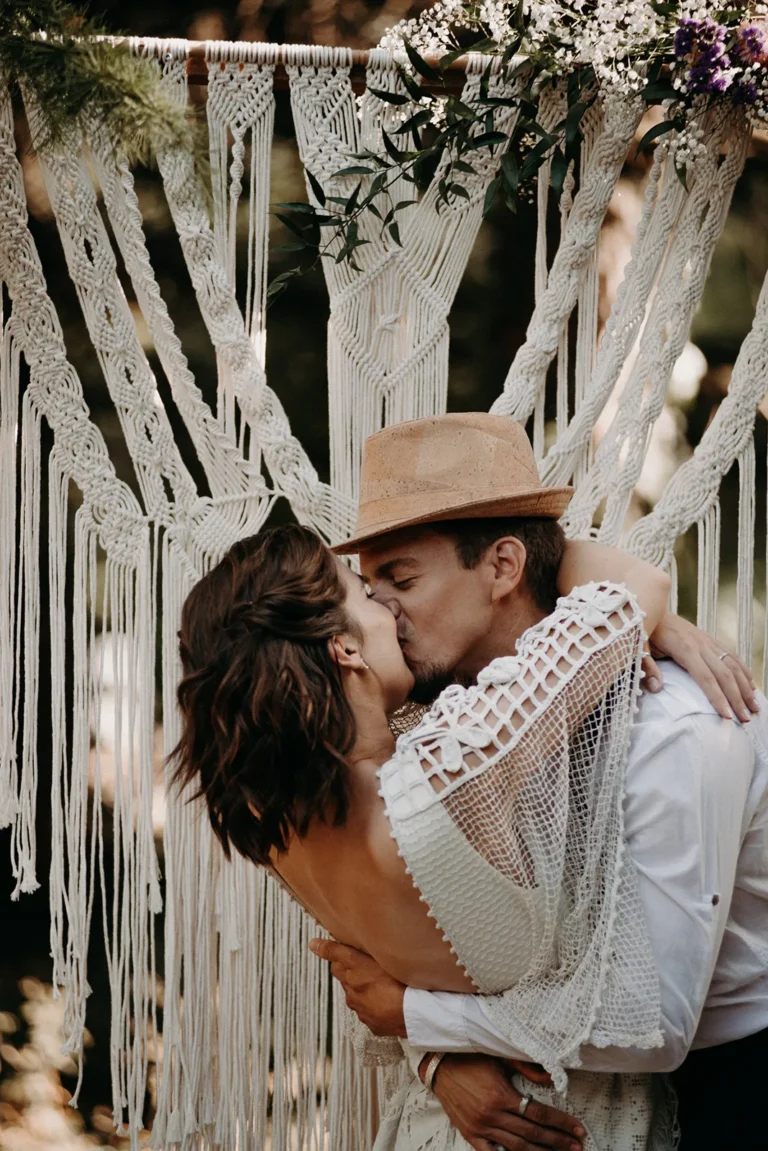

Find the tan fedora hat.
xmin=333 ymin=413 xmax=573 ymax=555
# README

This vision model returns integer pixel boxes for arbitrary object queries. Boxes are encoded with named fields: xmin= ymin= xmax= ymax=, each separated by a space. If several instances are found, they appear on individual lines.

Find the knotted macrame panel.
xmin=1 ymin=33 xmax=768 ymax=1151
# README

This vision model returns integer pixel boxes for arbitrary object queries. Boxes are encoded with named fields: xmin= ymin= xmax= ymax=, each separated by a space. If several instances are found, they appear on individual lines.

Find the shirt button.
xmin=712 ymin=894 xmax=720 ymax=906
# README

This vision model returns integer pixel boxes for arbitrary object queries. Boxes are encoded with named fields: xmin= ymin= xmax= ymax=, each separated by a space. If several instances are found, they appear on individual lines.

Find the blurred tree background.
xmin=2 ymin=0 xmax=768 ymax=1146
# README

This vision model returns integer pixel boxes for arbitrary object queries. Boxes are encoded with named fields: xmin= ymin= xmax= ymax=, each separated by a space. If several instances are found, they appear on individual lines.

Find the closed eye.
xmin=393 ymin=579 xmax=415 ymax=591
xmin=358 ymin=576 xmax=375 ymax=598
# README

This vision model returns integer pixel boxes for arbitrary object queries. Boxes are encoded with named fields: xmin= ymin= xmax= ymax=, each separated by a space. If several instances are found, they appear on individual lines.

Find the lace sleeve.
xmin=380 ymin=581 xmax=645 ymax=816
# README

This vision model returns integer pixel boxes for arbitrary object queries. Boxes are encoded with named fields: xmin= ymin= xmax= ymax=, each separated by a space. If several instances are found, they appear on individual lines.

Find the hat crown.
xmin=333 ymin=413 xmax=573 ymax=554
xmin=360 ymin=413 xmax=541 ymax=506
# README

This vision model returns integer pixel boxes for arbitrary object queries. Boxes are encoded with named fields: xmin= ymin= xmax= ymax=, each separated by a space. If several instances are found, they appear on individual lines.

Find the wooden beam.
xmin=114 ymin=39 xmax=470 ymax=94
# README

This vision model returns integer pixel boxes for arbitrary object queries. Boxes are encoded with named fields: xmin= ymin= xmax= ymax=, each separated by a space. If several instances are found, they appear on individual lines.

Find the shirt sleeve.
xmin=406 ymin=707 xmax=755 ymax=1073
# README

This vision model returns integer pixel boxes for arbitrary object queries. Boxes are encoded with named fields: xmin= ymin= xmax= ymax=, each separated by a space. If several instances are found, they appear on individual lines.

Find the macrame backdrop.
xmin=0 ymin=35 xmax=766 ymax=1150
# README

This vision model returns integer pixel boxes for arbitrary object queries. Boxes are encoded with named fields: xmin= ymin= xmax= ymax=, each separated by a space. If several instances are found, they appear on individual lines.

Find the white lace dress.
xmin=369 ymin=583 xmax=676 ymax=1151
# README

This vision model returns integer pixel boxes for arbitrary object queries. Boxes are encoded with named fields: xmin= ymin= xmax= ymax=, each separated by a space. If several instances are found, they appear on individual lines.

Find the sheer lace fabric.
xmin=378 ymin=583 xmax=663 ymax=1091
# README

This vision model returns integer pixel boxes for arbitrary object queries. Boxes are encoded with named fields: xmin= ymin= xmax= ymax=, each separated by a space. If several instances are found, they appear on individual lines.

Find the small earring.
xmin=362 ymin=661 xmax=370 ymax=670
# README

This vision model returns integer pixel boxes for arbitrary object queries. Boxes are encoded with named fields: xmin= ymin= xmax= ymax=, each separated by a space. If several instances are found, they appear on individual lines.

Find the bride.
xmin=172 ymin=522 xmax=674 ymax=1150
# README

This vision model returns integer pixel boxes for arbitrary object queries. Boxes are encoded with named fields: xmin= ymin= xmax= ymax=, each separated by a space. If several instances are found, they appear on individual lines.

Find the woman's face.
xmin=337 ymin=561 xmax=415 ymax=712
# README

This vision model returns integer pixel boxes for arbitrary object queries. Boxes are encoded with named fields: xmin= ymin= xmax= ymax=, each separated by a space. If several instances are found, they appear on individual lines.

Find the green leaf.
xmin=397 ymin=66 xmax=427 ymax=103
xmin=634 ymin=118 xmax=677 ymax=156
xmin=453 ymin=159 xmax=476 ymax=174
xmin=501 ymin=150 xmax=519 ymax=191
xmin=267 ymin=268 xmax=301 ymax=302
xmin=502 ymin=182 xmax=519 ymax=213
xmin=564 ymin=101 xmax=588 ymax=146
xmin=470 ymin=130 xmax=509 ymax=150
xmin=352 ymin=149 xmax=389 ymax=165
xmin=382 ymin=130 xmax=409 ymax=164
xmin=334 ymin=165 xmax=376 ymax=176
xmin=370 ymin=172 xmax=388 ymax=198
xmin=501 ymin=39 xmax=524 ymax=67
xmin=483 ymin=175 xmax=501 ymax=215
xmin=393 ymin=109 xmax=432 ymax=135
xmin=448 ymin=182 xmax=471 ymax=200
xmin=642 ymin=79 xmax=677 ymax=102
xmin=393 ymin=199 xmax=419 ymax=212
xmin=389 ymin=221 xmax=402 ymax=246
xmin=550 ymin=149 xmax=568 ymax=199
xmin=531 ymin=69 xmax=553 ymax=98
xmin=277 ymin=241 xmax=309 ymax=252
xmin=446 ymin=96 xmax=478 ymax=121
xmin=306 ymin=169 xmax=326 ymax=206
xmin=274 ymin=201 xmax=316 ymax=214
xmin=367 ymin=86 xmax=410 ymax=106
xmin=275 ymin=212 xmax=310 ymax=239
xmin=526 ymin=121 xmax=554 ymax=142
xmin=345 ymin=181 xmax=362 ymax=216
xmin=439 ymin=47 xmax=469 ymax=71
xmin=520 ymin=136 xmax=553 ymax=182
xmin=675 ymin=162 xmax=688 ymax=191
xmin=403 ymin=38 xmax=441 ymax=82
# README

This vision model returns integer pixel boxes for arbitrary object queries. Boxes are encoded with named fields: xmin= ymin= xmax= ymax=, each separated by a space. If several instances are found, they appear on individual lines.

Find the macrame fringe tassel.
xmin=0 ymin=318 xmax=20 ymax=831
xmin=11 ymin=389 xmax=42 ymax=897
xmin=53 ymin=509 xmax=160 ymax=1142
xmin=697 ymin=501 xmax=721 ymax=636
xmin=736 ymin=439 xmax=755 ymax=667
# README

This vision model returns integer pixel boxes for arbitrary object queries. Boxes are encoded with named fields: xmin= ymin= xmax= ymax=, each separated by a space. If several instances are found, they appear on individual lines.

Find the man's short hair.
xmin=432 ymin=517 xmax=566 ymax=613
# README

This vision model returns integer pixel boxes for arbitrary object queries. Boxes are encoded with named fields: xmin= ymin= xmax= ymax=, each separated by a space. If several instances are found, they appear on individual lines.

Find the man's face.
xmin=358 ymin=529 xmax=496 ymax=702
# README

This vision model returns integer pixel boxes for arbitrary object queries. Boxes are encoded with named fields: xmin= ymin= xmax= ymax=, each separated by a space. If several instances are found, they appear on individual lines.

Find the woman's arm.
xmin=557 ymin=540 xmax=671 ymax=634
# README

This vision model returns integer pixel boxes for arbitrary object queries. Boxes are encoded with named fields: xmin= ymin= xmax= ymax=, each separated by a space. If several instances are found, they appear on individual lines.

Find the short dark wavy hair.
xmin=170 ymin=525 xmax=359 ymax=866
xmin=432 ymin=516 xmax=566 ymax=612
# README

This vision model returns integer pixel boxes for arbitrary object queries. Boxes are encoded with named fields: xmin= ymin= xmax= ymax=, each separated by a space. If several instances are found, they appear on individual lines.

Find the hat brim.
xmin=332 ymin=487 xmax=574 ymax=555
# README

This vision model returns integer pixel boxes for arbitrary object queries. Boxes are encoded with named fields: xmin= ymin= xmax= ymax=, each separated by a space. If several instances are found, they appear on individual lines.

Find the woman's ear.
xmin=490 ymin=537 xmax=527 ymax=602
xmin=328 ymin=633 xmax=367 ymax=671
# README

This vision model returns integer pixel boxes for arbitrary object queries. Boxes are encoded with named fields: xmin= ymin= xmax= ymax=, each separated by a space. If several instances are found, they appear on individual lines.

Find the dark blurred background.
xmin=2 ymin=1 xmax=768 ymax=1146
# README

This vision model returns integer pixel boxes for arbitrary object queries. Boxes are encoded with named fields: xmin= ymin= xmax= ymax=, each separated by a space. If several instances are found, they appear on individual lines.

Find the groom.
xmin=314 ymin=413 xmax=768 ymax=1151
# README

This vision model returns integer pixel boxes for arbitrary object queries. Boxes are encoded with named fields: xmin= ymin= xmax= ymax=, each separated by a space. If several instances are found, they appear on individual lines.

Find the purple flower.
xmin=674 ymin=16 xmax=727 ymax=61
xmin=732 ymin=78 xmax=759 ymax=105
xmin=687 ymin=57 xmax=734 ymax=94
xmin=674 ymin=18 xmax=698 ymax=57
xmin=733 ymin=24 xmax=766 ymax=66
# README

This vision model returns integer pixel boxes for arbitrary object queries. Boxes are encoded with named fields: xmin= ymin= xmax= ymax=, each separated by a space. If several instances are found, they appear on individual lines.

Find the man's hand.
xmin=644 ymin=612 xmax=758 ymax=722
xmin=309 ymin=939 xmax=407 ymax=1037
xmin=426 ymin=1054 xmax=584 ymax=1151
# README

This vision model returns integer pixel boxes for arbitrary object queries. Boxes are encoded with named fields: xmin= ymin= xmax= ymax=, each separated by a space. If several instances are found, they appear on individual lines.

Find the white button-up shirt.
xmin=404 ymin=663 xmax=768 ymax=1072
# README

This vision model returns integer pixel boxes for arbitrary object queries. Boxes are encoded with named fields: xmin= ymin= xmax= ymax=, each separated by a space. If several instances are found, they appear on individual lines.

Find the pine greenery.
xmin=0 ymin=0 xmax=196 ymax=164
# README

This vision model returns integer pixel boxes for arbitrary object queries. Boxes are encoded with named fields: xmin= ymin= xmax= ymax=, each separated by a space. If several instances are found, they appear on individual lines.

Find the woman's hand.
xmin=643 ymin=612 xmax=758 ymax=723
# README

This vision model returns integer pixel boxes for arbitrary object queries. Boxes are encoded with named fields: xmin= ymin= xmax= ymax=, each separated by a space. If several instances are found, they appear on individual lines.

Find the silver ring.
xmin=519 ymin=1094 xmax=531 ymax=1117
xmin=719 ymin=651 xmax=729 ymax=662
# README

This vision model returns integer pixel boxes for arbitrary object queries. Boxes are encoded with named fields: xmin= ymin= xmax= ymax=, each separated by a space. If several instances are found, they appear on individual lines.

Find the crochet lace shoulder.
xmin=379 ymin=581 xmax=644 ymax=819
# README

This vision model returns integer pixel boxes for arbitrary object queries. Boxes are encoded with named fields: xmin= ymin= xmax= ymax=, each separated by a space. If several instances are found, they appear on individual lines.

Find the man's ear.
xmin=489 ymin=537 xmax=527 ymax=603
xmin=328 ymin=633 xmax=367 ymax=671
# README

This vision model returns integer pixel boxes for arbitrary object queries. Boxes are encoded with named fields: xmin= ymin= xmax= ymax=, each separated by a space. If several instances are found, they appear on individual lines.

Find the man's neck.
xmin=458 ymin=594 xmax=548 ymax=681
